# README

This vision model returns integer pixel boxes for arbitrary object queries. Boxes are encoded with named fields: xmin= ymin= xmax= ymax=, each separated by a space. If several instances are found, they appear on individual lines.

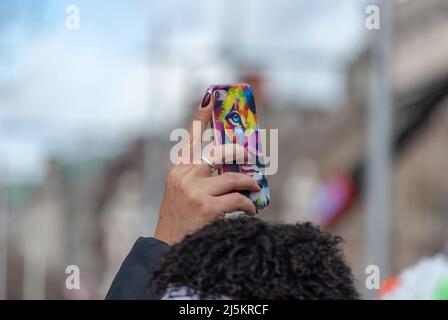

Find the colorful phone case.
xmin=208 ymin=83 xmax=270 ymax=209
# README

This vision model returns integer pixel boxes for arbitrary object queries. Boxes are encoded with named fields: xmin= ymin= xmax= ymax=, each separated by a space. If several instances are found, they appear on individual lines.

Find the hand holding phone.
xmin=155 ymin=93 xmax=260 ymax=244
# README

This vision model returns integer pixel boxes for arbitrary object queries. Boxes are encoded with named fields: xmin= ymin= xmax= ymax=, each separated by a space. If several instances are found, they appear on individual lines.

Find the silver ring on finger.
xmin=201 ymin=155 xmax=217 ymax=173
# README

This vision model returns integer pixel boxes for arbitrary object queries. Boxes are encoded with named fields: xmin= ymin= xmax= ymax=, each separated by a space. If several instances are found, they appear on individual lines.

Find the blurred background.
xmin=0 ymin=0 xmax=448 ymax=299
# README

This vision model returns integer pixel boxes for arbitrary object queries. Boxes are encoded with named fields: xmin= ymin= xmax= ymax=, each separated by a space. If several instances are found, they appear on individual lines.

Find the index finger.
xmin=186 ymin=91 xmax=213 ymax=147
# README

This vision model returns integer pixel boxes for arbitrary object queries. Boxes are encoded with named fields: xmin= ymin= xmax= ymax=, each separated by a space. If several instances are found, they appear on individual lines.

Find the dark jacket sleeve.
xmin=105 ymin=237 xmax=170 ymax=300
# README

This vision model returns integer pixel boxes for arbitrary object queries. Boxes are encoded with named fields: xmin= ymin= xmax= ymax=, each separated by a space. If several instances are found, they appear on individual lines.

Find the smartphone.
xmin=207 ymin=83 xmax=270 ymax=209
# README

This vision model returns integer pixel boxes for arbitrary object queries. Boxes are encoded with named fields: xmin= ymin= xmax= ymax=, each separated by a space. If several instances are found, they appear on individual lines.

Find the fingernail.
xmin=201 ymin=92 xmax=211 ymax=107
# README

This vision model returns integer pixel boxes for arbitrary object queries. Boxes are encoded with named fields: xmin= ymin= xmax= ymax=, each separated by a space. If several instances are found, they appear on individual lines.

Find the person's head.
xmin=153 ymin=216 xmax=359 ymax=299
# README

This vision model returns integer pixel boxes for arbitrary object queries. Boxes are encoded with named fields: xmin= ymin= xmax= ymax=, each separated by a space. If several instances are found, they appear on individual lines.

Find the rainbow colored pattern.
xmin=209 ymin=83 xmax=270 ymax=209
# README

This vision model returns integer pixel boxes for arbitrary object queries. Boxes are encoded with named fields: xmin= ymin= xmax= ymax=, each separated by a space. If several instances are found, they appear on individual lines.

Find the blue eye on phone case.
xmin=226 ymin=112 xmax=242 ymax=126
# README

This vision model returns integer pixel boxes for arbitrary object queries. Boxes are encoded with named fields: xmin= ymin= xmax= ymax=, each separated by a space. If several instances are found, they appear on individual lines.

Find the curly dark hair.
xmin=153 ymin=217 xmax=359 ymax=299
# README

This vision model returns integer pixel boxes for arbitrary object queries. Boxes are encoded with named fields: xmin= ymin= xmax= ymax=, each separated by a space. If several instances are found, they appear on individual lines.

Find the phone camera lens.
xmin=214 ymin=91 xmax=220 ymax=99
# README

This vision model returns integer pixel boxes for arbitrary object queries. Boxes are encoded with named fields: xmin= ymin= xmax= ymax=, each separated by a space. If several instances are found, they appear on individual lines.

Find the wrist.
xmin=155 ymin=215 xmax=177 ymax=245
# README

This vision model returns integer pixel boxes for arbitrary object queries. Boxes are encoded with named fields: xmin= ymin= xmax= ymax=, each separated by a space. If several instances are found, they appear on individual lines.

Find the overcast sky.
xmin=0 ymin=0 xmax=365 ymax=180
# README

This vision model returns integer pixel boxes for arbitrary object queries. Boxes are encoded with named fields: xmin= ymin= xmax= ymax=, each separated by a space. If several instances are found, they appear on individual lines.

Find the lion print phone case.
xmin=208 ymin=83 xmax=270 ymax=209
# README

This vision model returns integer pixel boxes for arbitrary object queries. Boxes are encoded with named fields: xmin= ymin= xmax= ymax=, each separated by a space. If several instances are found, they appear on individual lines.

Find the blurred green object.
xmin=433 ymin=276 xmax=448 ymax=300
xmin=4 ymin=182 xmax=39 ymax=210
